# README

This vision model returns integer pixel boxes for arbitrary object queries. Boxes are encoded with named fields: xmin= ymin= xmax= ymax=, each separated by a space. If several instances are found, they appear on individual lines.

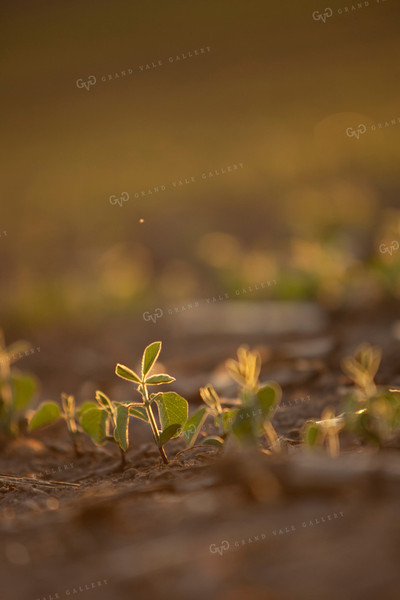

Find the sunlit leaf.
xmin=145 ymin=373 xmax=175 ymax=385
xmin=128 ymin=406 xmax=149 ymax=422
xmin=95 ymin=390 xmax=114 ymax=414
xmin=257 ymin=382 xmax=282 ymax=420
xmin=142 ymin=341 xmax=162 ymax=377
xmin=29 ymin=401 xmax=61 ymax=431
xmin=113 ymin=404 xmax=129 ymax=451
xmin=155 ymin=392 xmax=188 ymax=434
xmin=159 ymin=423 xmax=181 ymax=446
xmin=115 ymin=364 xmax=141 ymax=383
xmin=303 ymin=421 xmax=321 ymax=447
xmin=201 ymin=435 xmax=225 ymax=447
xmin=12 ymin=373 xmax=37 ymax=409
xmin=77 ymin=401 xmax=98 ymax=416
xmin=182 ymin=407 xmax=208 ymax=447
xmin=80 ymin=407 xmax=108 ymax=444
xmin=199 ymin=385 xmax=221 ymax=411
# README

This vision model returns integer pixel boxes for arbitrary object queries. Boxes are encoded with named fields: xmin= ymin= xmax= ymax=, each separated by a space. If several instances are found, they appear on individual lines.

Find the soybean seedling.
xmin=303 ymin=343 xmax=400 ymax=452
xmin=182 ymin=346 xmax=282 ymax=452
xmin=342 ymin=343 xmax=400 ymax=446
xmin=29 ymin=394 xmax=95 ymax=457
xmin=0 ymin=329 xmax=38 ymax=436
xmin=115 ymin=341 xmax=188 ymax=464
xmin=79 ymin=391 xmax=131 ymax=469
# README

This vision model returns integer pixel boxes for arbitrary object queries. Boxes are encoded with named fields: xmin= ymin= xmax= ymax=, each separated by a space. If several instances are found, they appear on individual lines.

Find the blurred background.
xmin=1 ymin=0 xmax=400 ymax=394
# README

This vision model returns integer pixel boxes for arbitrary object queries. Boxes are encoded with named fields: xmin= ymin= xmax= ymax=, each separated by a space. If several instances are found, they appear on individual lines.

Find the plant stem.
xmin=264 ymin=421 xmax=280 ymax=453
xmin=120 ymin=446 xmax=126 ymax=469
xmin=143 ymin=384 xmax=169 ymax=464
xmin=0 ymin=350 xmax=13 ymax=411
xmin=70 ymin=433 xmax=82 ymax=458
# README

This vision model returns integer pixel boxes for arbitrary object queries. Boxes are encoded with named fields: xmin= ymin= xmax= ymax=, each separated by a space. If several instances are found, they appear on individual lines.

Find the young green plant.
xmin=182 ymin=346 xmax=282 ymax=452
xmin=0 ymin=330 xmax=38 ymax=436
xmin=303 ymin=343 xmax=400 ymax=452
xmin=115 ymin=341 xmax=188 ymax=464
xmin=79 ymin=391 xmax=130 ymax=469
xmin=29 ymin=394 xmax=94 ymax=457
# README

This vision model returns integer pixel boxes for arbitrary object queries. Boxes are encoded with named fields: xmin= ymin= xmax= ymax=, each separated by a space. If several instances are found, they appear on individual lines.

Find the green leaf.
xmin=218 ymin=408 xmax=239 ymax=432
xmin=142 ymin=341 xmax=162 ymax=377
xmin=155 ymin=392 xmax=188 ymax=434
xmin=303 ymin=422 xmax=321 ymax=447
xmin=113 ymin=404 xmax=129 ymax=451
xmin=95 ymin=391 xmax=114 ymax=414
xmin=182 ymin=407 xmax=208 ymax=447
xmin=80 ymin=407 xmax=108 ymax=444
xmin=257 ymin=382 xmax=282 ymax=420
xmin=12 ymin=373 xmax=37 ymax=409
xmin=29 ymin=401 xmax=61 ymax=431
xmin=128 ymin=406 xmax=149 ymax=422
xmin=77 ymin=401 xmax=98 ymax=417
xmin=159 ymin=423 xmax=181 ymax=446
xmin=232 ymin=407 xmax=256 ymax=440
xmin=145 ymin=373 xmax=175 ymax=385
xmin=201 ymin=435 xmax=225 ymax=447
xmin=115 ymin=364 xmax=142 ymax=384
